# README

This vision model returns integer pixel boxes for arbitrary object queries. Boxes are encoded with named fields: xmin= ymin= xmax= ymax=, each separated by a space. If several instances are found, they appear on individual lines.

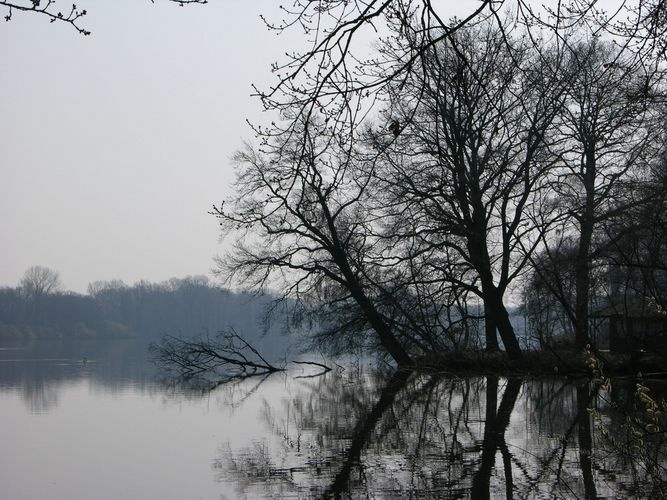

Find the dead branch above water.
xmin=150 ymin=329 xmax=333 ymax=386
xmin=150 ymin=329 xmax=285 ymax=383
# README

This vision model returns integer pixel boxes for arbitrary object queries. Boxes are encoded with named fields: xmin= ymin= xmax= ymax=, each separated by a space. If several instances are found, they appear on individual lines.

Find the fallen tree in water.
xmin=150 ymin=329 xmax=285 ymax=383
xmin=150 ymin=328 xmax=333 ymax=386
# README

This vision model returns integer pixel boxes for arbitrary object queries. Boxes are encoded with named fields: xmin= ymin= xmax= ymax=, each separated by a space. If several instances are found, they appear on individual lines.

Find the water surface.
xmin=1 ymin=340 xmax=664 ymax=498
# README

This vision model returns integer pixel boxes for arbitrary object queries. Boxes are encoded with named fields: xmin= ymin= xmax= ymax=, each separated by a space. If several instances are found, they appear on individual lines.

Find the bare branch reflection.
xmin=210 ymin=368 xmax=667 ymax=498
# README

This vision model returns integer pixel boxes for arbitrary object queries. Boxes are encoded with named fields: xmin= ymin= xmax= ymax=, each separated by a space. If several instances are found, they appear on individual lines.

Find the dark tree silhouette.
xmin=256 ymin=0 xmax=667 ymax=140
xmin=371 ymin=23 xmax=565 ymax=358
xmin=530 ymin=39 xmax=663 ymax=347
xmin=213 ymin=115 xmax=413 ymax=365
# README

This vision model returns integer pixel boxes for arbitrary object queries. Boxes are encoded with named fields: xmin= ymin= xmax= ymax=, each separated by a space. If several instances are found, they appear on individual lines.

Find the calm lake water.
xmin=1 ymin=340 xmax=665 ymax=499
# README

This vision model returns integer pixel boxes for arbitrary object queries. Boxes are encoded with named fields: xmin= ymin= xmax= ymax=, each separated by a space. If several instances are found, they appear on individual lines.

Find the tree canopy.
xmin=215 ymin=1 xmax=667 ymax=364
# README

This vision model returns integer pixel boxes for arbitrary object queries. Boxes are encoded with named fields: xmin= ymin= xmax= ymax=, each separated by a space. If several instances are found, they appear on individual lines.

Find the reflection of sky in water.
xmin=0 ymin=341 xmax=285 ymax=500
xmin=1 ymin=378 xmax=265 ymax=499
xmin=1 ymin=340 xmax=665 ymax=499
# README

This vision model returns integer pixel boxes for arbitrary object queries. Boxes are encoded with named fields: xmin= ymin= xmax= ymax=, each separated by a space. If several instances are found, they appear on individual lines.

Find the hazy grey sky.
xmin=0 ymin=1 xmax=302 ymax=293
xmin=0 ymin=1 xmax=502 ymax=294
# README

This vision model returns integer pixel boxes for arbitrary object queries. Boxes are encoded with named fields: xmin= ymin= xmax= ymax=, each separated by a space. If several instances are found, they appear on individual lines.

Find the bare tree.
xmin=212 ymin=114 xmax=413 ymax=365
xmin=522 ymin=241 xmax=579 ymax=347
xmin=370 ymin=24 xmax=565 ymax=359
xmin=600 ymin=153 xmax=667 ymax=327
xmin=19 ymin=265 xmax=62 ymax=299
xmin=256 ymin=1 xmax=667 ymax=136
xmin=534 ymin=39 xmax=663 ymax=347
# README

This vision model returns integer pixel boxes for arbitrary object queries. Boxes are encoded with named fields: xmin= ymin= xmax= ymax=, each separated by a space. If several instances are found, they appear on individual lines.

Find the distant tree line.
xmin=0 ymin=267 xmax=288 ymax=351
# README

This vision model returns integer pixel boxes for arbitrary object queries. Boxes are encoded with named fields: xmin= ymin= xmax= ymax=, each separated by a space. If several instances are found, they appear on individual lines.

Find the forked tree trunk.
xmin=469 ymin=233 xmax=522 ymax=360
xmin=484 ymin=286 xmax=522 ymax=360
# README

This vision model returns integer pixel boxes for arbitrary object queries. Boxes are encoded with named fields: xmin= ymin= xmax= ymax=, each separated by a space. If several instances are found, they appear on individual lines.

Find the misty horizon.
xmin=0 ymin=1 xmax=302 ymax=293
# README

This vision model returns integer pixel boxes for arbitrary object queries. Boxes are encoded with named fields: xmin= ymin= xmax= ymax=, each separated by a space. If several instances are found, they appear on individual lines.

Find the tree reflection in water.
xmin=211 ymin=367 xmax=666 ymax=498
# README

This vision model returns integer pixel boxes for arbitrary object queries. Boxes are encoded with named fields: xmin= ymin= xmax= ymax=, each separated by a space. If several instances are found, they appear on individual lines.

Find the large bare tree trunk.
xmin=574 ymin=150 xmax=596 ymax=348
xmin=332 ymin=246 xmax=413 ymax=366
xmin=574 ymin=224 xmax=593 ymax=348
xmin=469 ymin=231 xmax=522 ymax=360
xmin=349 ymin=286 xmax=413 ymax=366
xmin=483 ymin=304 xmax=499 ymax=352
xmin=483 ymin=285 xmax=522 ymax=360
